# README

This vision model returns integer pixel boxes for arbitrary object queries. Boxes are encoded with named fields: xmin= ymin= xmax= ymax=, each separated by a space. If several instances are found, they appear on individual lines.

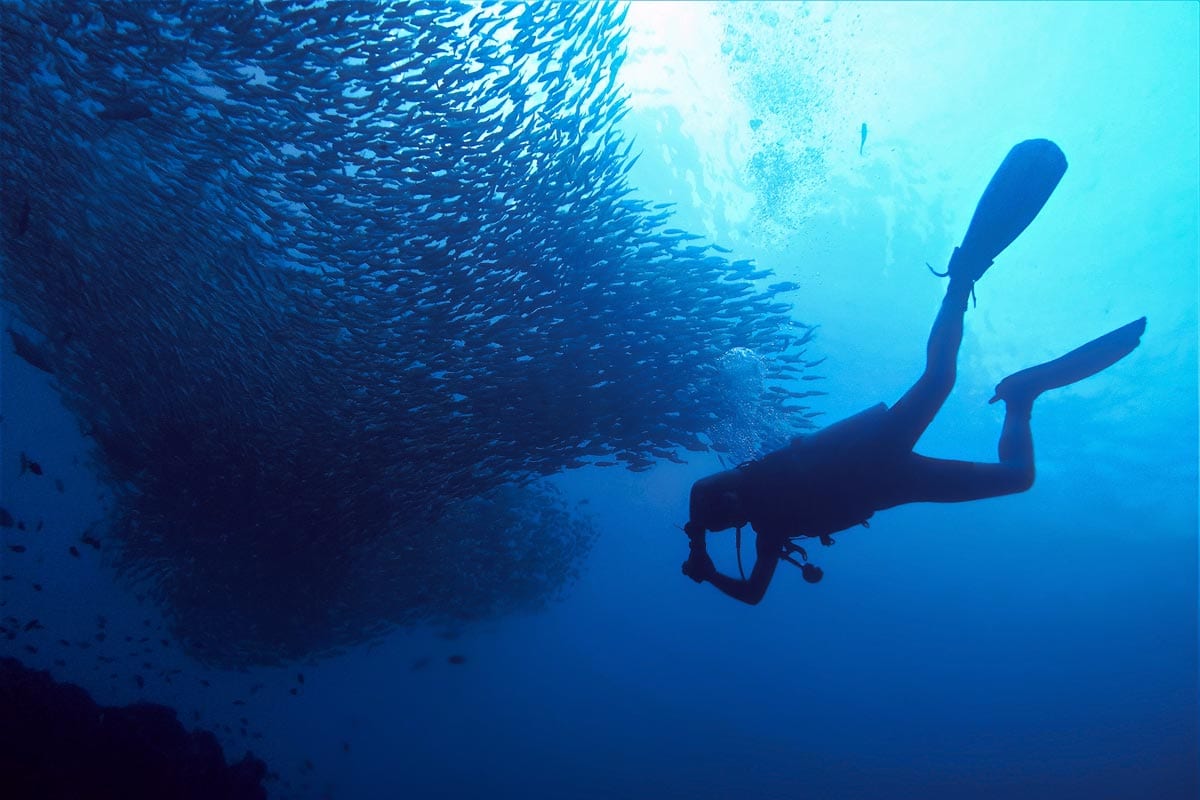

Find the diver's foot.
xmin=946 ymin=246 xmax=994 ymax=284
xmin=989 ymin=317 xmax=1147 ymax=405
xmin=929 ymin=247 xmax=993 ymax=285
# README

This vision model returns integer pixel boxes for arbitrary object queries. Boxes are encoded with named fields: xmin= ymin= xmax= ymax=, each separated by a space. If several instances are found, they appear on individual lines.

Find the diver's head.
xmin=687 ymin=469 xmax=748 ymax=534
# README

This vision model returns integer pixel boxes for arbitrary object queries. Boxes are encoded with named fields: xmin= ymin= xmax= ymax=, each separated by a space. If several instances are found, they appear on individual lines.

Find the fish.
xmin=97 ymin=99 xmax=152 ymax=121
xmin=860 ymin=122 xmax=868 ymax=155
xmin=16 ymin=195 xmax=30 ymax=236
xmin=7 ymin=329 xmax=54 ymax=374
xmin=19 ymin=452 xmax=43 ymax=476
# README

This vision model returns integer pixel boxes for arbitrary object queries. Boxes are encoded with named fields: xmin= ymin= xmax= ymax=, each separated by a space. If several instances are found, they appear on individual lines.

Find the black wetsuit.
xmin=736 ymin=278 xmax=1035 ymax=545
xmin=738 ymin=403 xmax=892 ymax=541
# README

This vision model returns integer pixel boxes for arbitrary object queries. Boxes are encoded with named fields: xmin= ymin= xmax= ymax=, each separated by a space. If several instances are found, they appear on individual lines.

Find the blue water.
xmin=2 ymin=3 xmax=1197 ymax=799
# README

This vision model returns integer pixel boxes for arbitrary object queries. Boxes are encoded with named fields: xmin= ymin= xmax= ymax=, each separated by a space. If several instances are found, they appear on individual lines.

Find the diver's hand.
xmin=682 ymin=547 xmax=715 ymax=583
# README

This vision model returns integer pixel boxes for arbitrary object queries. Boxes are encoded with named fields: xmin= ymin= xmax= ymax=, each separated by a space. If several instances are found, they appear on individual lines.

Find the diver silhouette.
xmin=681 ymin=139 xmax=1146 ymax=604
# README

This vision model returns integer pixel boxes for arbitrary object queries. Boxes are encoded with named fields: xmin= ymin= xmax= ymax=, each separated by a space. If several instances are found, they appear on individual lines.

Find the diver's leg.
xmin=878 ymin=317 xmax=1146 ymax=507
xmin=886 ymin=278 xmax=974 ymax=451
xmin=876 ymin=399 xmax=1035 ymax=508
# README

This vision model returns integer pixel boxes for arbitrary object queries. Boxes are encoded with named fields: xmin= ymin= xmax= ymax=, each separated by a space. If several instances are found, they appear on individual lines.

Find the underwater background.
xmin=1 ymin=2 xmax=1196 ymax=799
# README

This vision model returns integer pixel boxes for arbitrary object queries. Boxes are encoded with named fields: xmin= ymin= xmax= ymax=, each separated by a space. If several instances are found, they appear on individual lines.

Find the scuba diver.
xmin=681 ymin=139 xmax=1146 ymax=604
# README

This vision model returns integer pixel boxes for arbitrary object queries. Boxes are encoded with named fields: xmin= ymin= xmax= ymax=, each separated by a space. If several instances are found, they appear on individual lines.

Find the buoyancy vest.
xmin=738 ymin=403 xmax=895 ymax=540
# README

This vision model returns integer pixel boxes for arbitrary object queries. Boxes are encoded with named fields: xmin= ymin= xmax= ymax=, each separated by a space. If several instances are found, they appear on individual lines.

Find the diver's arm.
xmin=698 ymin=532 xmax=780 ymax=606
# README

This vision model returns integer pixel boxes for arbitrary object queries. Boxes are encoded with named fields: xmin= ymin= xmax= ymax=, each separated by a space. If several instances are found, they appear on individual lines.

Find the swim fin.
xmin=950 ymin=139 xmax=1068 ymax=283
xmin=989 ymin=317 xmax=1147 ymax=404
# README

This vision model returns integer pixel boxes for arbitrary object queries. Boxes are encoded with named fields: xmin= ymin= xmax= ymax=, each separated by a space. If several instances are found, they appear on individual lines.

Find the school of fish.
xmin=0 ymin=1 xmax=824 ymax=665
